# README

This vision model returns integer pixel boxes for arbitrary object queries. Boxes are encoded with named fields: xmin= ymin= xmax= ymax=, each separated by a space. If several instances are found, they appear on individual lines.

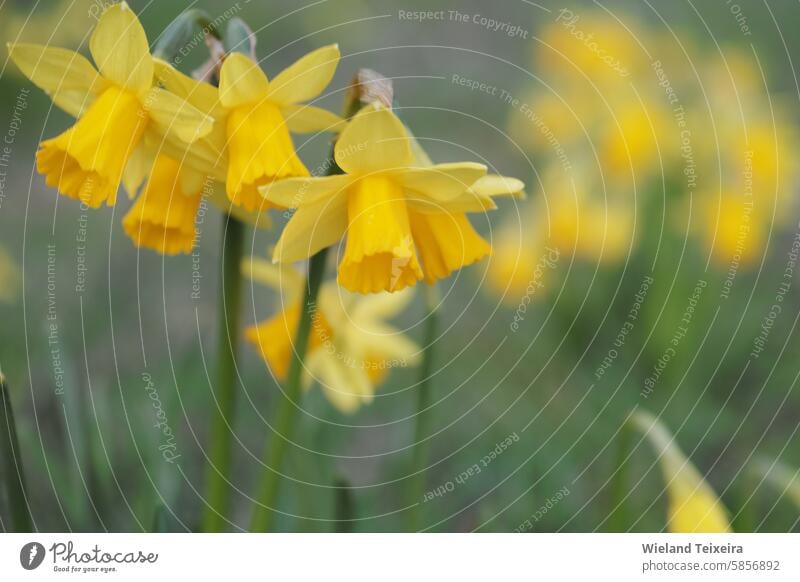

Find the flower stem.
xmin=607 ymin=421 xmax=632 ymax=532
xmin=0 ymin=373 xmax=33 ymax=531
xmin=409 ymin=284 xmax=439 ymax=532
xmin=250 ymin=247 xmax=329 ymax=532
xmin=202 ymin=213 xmax=245 ymax=532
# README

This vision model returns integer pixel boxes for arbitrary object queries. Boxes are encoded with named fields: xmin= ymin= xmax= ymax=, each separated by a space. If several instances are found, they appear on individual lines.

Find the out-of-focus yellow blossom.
xmin=122 ymin=156 xmax=204 ymax=255
xmin=261 ymin=104 xmax=505 ymax=294
xmin=631 ymin=410 xmax=732 ymax=533
xmin=244 ymin=260 xmax=420 ymax=412
xmin=698 ymin=196 xmax=764 ymax=266
xmin=7 ymin=3 xmax=213 ymax=208
xmin=0 ymin=245 xmax=20 ymax=304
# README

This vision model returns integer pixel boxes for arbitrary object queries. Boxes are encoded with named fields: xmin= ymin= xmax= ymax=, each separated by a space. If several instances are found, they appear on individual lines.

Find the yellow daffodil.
xmin=201 ymin=47 xmax=342 ymax=211
xmin=243 ymin=260 xmax=420 ymax=412
xmin=631 ymin=410 xmax=732 ymax=533
xmin=260 ymin=104 xmax=515 ymax=293
xmin=122 ymin=155 xmax=205 ymax=255
xmin=7 ymin=2 xmax=212 ymax=208
xmin=150 ymin=48 xmax=342 ymax=212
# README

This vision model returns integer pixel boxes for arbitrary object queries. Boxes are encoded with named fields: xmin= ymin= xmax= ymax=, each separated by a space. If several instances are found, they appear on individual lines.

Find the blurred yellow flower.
xmin=261 ymin=104 xmax=496 ymax=293
xmin=631 ymin=410 xmax=732 ymax=533
xmin=244 ymin=260 xmax=420 ymax=412
xmin=7 ymin=3 xmax=212 ymax=208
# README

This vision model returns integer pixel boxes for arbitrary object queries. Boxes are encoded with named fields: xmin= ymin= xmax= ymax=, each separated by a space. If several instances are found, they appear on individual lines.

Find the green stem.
xmin=409 ymin=284 xmax=439 ymax=532
xmin=250 ymin=247 xmax=329 ymax=532
xmin=0 ymin=374 xmax=33 ymax=532
xmin=608 ymin=422 xmax=632 ymax=532
xmin=333 ymin=476 xmax=355 ymax=533
xmin=202 ymin=214 xmax=245 ymax=532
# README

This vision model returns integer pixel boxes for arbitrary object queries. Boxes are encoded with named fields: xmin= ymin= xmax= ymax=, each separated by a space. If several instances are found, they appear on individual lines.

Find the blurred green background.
xmin=0 ymin=0 xmax=799 ymax=532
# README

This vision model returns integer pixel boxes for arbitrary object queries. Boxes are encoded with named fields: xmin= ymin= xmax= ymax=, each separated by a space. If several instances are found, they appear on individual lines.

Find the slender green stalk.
xmin=0 ymin=374 xmax=33 ymax=531
xmin=607 ymin=421 xmax=632 ymax=532
xmin=409 ymin=284 xmax=439 ymax=532
xmin=250 ymin=248 xmax=329 ymax=532
xmin=333 ymin=476 xmax=355 ymax=533
xmin=202 ymin=214 xmax=246 ymax=532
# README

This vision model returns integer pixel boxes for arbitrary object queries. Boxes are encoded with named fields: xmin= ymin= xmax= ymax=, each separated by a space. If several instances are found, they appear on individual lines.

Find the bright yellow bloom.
xmin=7 ymin=2 xmax=212 ymax=208
xmin=261 ymin=104 xmax=506 ymax=293
xmin=243 ymin=260 xmax=420 ymax=413
xmin=122 ymin=155 xmax=204 ymax=255
xmin=631 ymin=410 xmax=732 ymax=533
xmin=217 ymin=47 xmax=341 ymax=211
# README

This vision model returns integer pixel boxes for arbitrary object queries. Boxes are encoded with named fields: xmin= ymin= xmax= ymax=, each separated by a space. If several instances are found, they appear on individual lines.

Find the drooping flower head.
xmin=8 ymin=2 xmax=213 ymax=208
xmin=262 ymin=104 xmax=524 ymax=293
xmin=244 ymin=260 xmax=419 ymax=412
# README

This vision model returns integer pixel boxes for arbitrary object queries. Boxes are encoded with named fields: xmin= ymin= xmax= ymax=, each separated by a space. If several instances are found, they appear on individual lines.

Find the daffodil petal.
xmin=89 ymin=2 xmax=153 ymax=93
xmin=153 ymin=58 xmax=221 ymax=116
xmin=334 ymin=103 xmax=412 ymax=174
xmin=396 ymin=162 xmax=487 ymax=203
xmin=351 ymin=289 xmax=415 ymax=322
xmin=121 ymin=143 xmax=155 ymax=198
xmin=407 ymin=191 xmax=496 ymax=215
xmin=143 ymin=87 xmax=214 ymax=143
xmin=266 ymin=44 xmax=340 ymax=105
xmin=631 ymin=410 xmax=732 ymax=533
xmin=306 ymin=350 xmax=367 ymax=414
xmin=273 ymin=193 xmax=348 ymax=263
xmin=259 ymin=174 xmax=352 ymax=208
xmin=7 ymin=43 xmax=102 ymax=104
xmin=218 ymin=52 xmax=269 ymax=108
xmin=281 ymin=103 xmax=345 ymax=133
xmin=468 ymin=174 xmax=526 ymax=199
xmin=241 ymin=258 xmax=304 ymax=297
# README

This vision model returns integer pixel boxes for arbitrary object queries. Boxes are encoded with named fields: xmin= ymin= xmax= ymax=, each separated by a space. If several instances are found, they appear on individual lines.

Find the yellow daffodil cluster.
xmin=488 ymin=10 xmax=800 ymax=297
xmin=10 ymin=2 xmax=524 ymax=414
xmin=8 ymin=2 xmax=342 ymax=255
xmin=243 ymin=260 xmax=420 ymax=412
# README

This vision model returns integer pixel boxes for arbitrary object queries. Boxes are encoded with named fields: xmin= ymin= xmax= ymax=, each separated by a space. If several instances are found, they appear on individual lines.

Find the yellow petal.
xmin=225 ymin=101 xmax=308 ymax=211
xmin=338 ymin=175 xmax=422 ymax=293
xmin=7 ymin=43 xmax=103 ymax=113
xmin=260 ymin=174 xmax=353 ymax=208
xmin=153 ymin=58 xmax=221 ymax=116
xmin=631 ymin=410 xmax=732 ymax=533
xmin=281 ymin=103 xmax=345 ymax=133
xmin=409 ymin=211 xmax=491 ymax=284
xmin=408 ymin=191 xmax=496 ymax=215
xmin=90 ymin=2 xmax=153 ymax=93
xmin=396 ymin=162 xmax=487 ymax=203
xmin=122 ymin=155 xmax=201 ymax=254
xmin=266 ymin=44 xmax=340 ymax=105
xmin=468 ymin=174 xmax=526 ymax=199
xmin=334 ymin=103 xmax=412 ymax=175
xmin=273 ymin=193 xmax=348 ymax=263
xmin=121 ymin=143 xmax=155 ymax=198
xmin=143 ymin=87 xmax=214 ymax=143
xmin=307 ymin=349 xmax=372 ymax=414
xmin=241 ymin=258 xmax=304 ymax=297
xmin=218 ymin=52 xmax=269 ymax=109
